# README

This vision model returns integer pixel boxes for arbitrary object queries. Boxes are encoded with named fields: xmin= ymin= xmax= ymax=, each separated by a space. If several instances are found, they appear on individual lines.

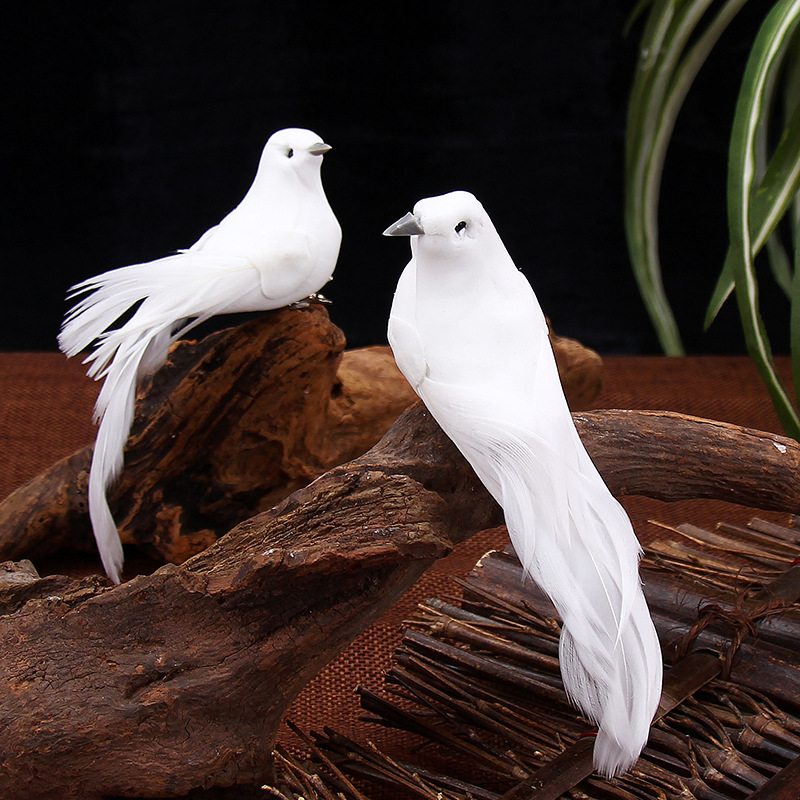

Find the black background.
xmin=2 ymin=1 xmax=785 ymax=354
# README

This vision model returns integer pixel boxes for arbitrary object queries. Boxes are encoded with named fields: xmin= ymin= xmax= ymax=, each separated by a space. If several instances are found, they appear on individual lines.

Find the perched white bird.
xmin=59 ymin=128 xmax=341 ymax=584
xmin=384 ymin=190 xmax=662 ymax=777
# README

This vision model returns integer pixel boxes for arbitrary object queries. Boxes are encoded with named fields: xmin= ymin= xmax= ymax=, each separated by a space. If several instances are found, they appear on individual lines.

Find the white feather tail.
xmin=486 ymin=424 xmax=661 ymax=776
xmin=83 ymin=325 xmax=172 ymax=584
xmin=87 ymin=389 xmax=131 ymax=585
xmin=58 ymin=254 xmax=237 ymax=582
xmin=421 ymin=379 xmax=662 ymax=777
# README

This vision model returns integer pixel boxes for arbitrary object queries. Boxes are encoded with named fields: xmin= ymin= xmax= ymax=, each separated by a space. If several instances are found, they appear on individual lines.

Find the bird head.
xmin=258 ymin=128 xmax=332 ymax=186
xmin=383 ymin=191 xmax=490 ymax=259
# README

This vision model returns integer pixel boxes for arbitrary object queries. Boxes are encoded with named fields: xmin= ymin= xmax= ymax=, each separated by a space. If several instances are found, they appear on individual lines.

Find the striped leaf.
xmin=727 ymin=0 xmax=800 ymax=438
xmin=625 ymin=0 xmax=747 ymax=354
xmin=705 ymin=97 xmax=800 ymax=328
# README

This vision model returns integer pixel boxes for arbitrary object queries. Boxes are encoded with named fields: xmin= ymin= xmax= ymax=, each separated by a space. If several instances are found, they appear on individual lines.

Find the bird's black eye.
xmin=286 ymin=148 xmax=294 ymax=158
xmin=454 ymin=220 xmax=467 ymax=234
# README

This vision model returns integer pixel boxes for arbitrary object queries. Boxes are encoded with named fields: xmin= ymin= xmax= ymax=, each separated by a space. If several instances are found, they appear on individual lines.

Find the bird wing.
xmin=59 ymin=250 xmax=256 ymax=366
xmin=388 ymin=260 xmax=428 ymax=390
xmin=247 ymin=231 xmax=321 ymax=303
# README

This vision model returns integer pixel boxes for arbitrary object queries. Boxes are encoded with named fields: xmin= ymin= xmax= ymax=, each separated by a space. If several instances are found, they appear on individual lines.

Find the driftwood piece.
xmin=459 ymin=531 xmax=800 ymax=800
xmin=576 ymin=409 xmax=800 ymax=510
xmin=0 ymin=306 xmax=601 ymax=570
xmin=2 ymin=400 xmax=800 ymax=796
xmin=334 ymin=518 xmax=800 ymax=800
xmin=1 ymin=307 xmax=798 ymax=797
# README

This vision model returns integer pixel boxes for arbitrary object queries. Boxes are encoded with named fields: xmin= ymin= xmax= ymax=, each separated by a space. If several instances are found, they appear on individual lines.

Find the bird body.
xmin=59 ymin=128 xmax=341 ymax=584
xmin=385 ymin=191 xmax=662 ymax=777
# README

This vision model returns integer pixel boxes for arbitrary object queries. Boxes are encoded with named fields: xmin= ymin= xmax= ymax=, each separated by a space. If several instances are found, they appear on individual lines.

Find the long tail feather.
xmin=491 ymin=433 xmax=660 ymax=776
xmin=59 ymin=256 xmax=222 ymax=580
xmin=85 ymin=318 xmax=183 ymax=582
xmin=422 ymin=385 xmax=662 ymax=778
xmin=88 ymin=411 xmax=128 ymax=585
xmin=85 ymin=338 xmax=143 ymax=583
xmin=59 ymin=252 xmax=262 ymax=581
xmin=59 ymin=257 xmax=181 ymax=359
xmin=58 ymin=252 xmax=248 ymax=363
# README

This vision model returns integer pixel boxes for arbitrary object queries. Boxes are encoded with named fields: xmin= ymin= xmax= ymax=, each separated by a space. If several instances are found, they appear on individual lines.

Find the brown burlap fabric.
xmin=0 ymin=351 xmax=794 ymax=755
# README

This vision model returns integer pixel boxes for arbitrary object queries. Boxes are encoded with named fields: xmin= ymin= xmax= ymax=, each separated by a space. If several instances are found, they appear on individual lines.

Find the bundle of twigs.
xmin=265 ymin=516 xmax=800 ymax=799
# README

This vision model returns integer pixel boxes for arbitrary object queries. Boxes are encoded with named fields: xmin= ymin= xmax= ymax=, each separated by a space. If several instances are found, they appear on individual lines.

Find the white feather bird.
xmin=384 ymin=190 xmax=661 ymax=777
xmin=59 ymin=128 xmax=342 ymax=585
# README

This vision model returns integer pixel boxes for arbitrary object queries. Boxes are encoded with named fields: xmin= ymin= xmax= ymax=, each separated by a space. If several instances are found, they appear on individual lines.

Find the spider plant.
xmin=625 ymin=0 xmax=800 ymax=439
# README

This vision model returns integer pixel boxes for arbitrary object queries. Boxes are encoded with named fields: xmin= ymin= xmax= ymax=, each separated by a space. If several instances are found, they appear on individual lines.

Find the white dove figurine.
xmin=59 ymin=128 xmax=342 ymax=584
xmin=384 ymin=190 xmax=661 ymax=777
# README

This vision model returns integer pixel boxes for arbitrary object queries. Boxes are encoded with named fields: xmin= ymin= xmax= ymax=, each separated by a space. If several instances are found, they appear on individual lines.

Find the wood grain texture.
xmin=2 ymin=306 xmax=797 ymax=797
xmin=0 ymin=305 xmax=601 ymax=570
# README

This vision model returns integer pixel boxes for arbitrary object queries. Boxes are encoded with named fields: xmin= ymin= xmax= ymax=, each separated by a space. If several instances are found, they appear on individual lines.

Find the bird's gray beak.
xmin=308 ymin=142 xmax=332 ymax=156
xmin=383 ymin=212 xmax=424 ymax=237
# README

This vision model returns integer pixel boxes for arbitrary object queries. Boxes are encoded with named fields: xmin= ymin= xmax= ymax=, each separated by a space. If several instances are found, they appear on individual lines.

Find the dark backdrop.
xmin=2 ymin=1 xmax=783 ymax=354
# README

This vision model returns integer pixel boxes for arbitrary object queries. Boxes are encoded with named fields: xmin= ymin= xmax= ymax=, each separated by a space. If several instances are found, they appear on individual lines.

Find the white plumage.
xmin=59 ymin=128 xmax=341 ymax=584
xmin=384 ymin=190 xmax=661 ymax=777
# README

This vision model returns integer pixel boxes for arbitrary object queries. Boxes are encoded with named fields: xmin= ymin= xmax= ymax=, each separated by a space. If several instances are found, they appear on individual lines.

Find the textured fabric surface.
xmin=0 ymin=352 xmax=795 ymax=755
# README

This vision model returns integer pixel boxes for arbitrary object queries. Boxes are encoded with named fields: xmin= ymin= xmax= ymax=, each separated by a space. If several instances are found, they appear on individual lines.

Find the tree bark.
xmin=576 ymin=408 xmax=800 ymax=510
xmin=0 ymin=305 xmax=601 ymax=571
xmin=0 ymin=305 xmax=406 ymax=566
xmin=2 ymin=400 xmax=800 ymax=797
xmin=2 ymin=306 xmax=799 ymax=798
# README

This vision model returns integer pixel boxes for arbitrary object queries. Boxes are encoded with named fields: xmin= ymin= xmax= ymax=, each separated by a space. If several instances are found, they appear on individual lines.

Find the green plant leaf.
xmin=704 ymin=255 xmax=735 ymax=328
xmin=791 ymin=224 xmax=800 ymax=402
xmin=624 ymin=0 xmax=658 ymax=38
xmin=766 ymin=232 xmax=793 ymax=295
xmin=728 ymin=0 xmax=800 ymax=439
xmin=625 ymin=0 xmax=747 ymax=354
xmin=705 ymin=97 xmax=800 ymax=328
xmin=751 ymin=96 xmax=800 ymax=240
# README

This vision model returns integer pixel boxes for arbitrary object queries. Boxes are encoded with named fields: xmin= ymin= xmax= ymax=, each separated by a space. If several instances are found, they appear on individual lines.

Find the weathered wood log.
xmin=0 ymin=305 xmax=601 ymax=571
xmin=575 ymin=409 xmax=800 ymax=509
xmin=0 ymin=306 xmax=408 ymax=567
xmin=0 ymin=401 xmax=495 ymax=799
xmin=2 ymin=397 xmax=800 ymax=797
xmin=2 ymin=305 xmax=798 ymax=797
